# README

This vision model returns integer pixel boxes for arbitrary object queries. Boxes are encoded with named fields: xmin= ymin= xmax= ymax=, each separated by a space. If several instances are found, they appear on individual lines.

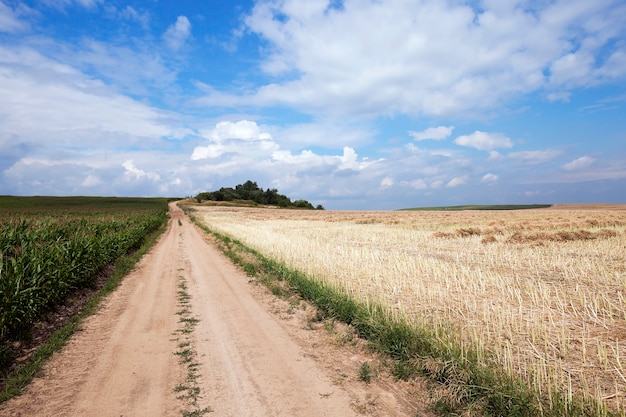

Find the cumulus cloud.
xmin=454 ymin=131 xmax=514 ymax=151
xmin=271 ymin=146 xmax=377 ymax=172
xmin=163 ymin=16 xmax=191 ymax=51
xmin=339 ymin=147 xmax=363 ymax=170
xmin=122 ymin=160 xmax=160 ymax=181
xmin=203 ymin=120 xmax=272 ymax=142
xmin=563 ymin=155 xmax=595 ymax=170
xmin=191 ymin=121 xmax=380 ymax=181
xmin=447 ymin=175 xmax=468 ymax=188
xmin=2 ymin=1 xmax=624 ymax=208
xmin=191 ymin=120 xmax=277 ymax=160
xmin=196 ymin=0 xmax=626 ymax=118
xmin=409 ymin=126 xmax=454 ymax=141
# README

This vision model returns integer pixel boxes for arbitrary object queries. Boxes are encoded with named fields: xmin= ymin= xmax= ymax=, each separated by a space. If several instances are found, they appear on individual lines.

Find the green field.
xmin=1 ymin=196 xmax=169 ymax=371
xmin=0 ymin=195 xmax=170 ymax=211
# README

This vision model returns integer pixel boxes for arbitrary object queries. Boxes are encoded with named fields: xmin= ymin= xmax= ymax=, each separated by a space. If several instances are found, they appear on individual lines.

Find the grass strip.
xmin=172 ymin=273 xmax=212 ymax=416
xmin=190 ymin=215 xmax=617 ymax=417
xmin=0 ymin=220 xmax=168 ymax=403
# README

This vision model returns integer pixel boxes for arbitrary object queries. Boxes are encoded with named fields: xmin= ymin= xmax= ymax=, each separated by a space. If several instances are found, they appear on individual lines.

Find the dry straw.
xmin=195 ymin=205 xmax=626 ymax=413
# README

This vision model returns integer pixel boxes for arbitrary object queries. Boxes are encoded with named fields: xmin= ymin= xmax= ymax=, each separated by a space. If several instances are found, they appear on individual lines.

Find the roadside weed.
xmin=172 ymin=275 xmax=212 ymax=416
xmin=359 ymin=362 xmax=373 ymax=383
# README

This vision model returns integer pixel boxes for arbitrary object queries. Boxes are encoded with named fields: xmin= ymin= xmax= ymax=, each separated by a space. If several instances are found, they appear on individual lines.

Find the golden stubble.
xmin=193 ymin=205 xmax=626 ymax=412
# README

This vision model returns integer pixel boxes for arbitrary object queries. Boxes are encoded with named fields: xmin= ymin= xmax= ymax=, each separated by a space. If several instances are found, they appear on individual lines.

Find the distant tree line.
xmin=195 ymin=180 xmax=324 ymax=210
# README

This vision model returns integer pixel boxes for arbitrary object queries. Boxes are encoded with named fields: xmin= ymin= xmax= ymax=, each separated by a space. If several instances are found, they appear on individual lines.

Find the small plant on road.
xmin=359 ymin=362 xmax=373 ymax=383
xmin=173 ymin=275 xmax=212 ymax=416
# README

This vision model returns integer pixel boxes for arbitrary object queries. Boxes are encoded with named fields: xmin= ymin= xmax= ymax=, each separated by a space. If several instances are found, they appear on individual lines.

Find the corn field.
xmin=0 ymin=197 xmax=168 ymax=343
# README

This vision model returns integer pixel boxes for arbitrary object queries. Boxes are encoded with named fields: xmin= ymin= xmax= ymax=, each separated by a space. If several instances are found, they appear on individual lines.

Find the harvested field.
xmin=190 ymin=204 xmax=626 ymax=415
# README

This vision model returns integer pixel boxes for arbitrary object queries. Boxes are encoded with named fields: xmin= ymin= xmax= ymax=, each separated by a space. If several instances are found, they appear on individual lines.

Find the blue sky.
xmin=1 ymin=0 xmax=625 ymax=209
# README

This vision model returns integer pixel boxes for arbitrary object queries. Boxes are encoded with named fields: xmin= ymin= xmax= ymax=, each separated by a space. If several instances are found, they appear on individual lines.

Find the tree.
xmin=194 ymin=180 xmax=320 ymax=210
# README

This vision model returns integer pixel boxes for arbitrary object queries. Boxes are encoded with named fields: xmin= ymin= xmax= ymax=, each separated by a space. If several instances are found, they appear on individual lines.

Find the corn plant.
xmin=0 ymin=199 xmax=167 ymax=346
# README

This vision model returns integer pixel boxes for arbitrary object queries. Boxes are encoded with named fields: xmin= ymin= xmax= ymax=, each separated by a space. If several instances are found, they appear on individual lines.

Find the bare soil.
xmin=0 ymin=203 xmax=427 ymax=417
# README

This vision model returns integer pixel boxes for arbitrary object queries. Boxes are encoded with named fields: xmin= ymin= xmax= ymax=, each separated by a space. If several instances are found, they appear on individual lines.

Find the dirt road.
xmin=1 ymin=203 xmax=424 ymax=416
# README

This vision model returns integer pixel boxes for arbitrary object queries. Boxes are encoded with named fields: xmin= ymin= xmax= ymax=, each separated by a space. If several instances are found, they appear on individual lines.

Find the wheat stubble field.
xmin=192 ymin=204 xmax=626 ymax=415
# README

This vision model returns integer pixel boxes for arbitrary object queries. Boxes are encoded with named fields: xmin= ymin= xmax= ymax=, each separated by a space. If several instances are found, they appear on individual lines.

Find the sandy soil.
xmin=0 ymin=203 xmax=427 ymax=417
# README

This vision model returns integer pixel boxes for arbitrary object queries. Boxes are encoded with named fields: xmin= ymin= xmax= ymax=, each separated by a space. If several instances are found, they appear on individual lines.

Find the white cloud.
xmin=40 ymin=0 xmax=102 ymax=10
xmin=1 ymin=1 xmax=624 ymax=208
xmin=430 ymin=180 xmax=444 ymax=189
xmin=481 ymin=173 xmax=498 ymax=183
xmin=454 ymin=131 xmax=514 ymax=151
xmin=405 ymin=179 xmax=428 ymax=190
xmin=547 ymin=91 xmax=572 ymax=102
xmin=409 ymin=126 xmax=454 ymax=141
xmin=509 ymin=150 xmax=561 ymax=163
xmin=597 ymin=50 xmax=626 ymax=80
xmin=488 ymin=151 xmax=503 ymax=160
xmin=163 ymin=16 xmax=191 ymax=51
xmin=190 ymin=144 xmax=225 ymax=160
xmin=0 ymin=45 xmax=188 ymax=148
xmin=191 ymin=121 xmax=380 ymax=182
xmin=447 ymin=175 xmax=468 ymax=188
xmin=117 ymin=6 xmax=149 ymax=29
xmin=102 ymin=4 xmax=149 ymax=28
xmin=81 ymin=174 xmax=101 ymax=187
xmin=563 ymin=155 xmax=595 ymax=171
xmin=271 ymin=146 xmax=377 ymax=172
xmin=192 ymin=120 xmax=278 ymax=160
xmin=380 ymin=176 xmax=394 ymax=188
xmin=549 ymin=52 xmax=595 ymax=88
xmin=0 ymin=1 xmax=31 ymax=33
xmin=272 ymin=121 xmax=374 ymax=148
xmin=74 ymin=39 xmax=178 ymax=96
xmin=203 ymin=120 xmax=272 ymax=142
xmin=338 ymin=147 xmax=359 ymax=170
xmin=122 ymin=160 xmax=160 ymax=181
xmin=196 ymin=0 xmax=626 ymax=118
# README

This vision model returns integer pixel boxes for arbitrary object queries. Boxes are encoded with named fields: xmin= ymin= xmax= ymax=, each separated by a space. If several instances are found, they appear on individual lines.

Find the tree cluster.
xmin=195 ymin=180 xmax=324 ymax=210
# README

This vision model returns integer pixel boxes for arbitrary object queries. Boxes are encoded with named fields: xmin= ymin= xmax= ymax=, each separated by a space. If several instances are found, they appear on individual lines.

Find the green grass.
xmin=358 ymin=362 xmax=373 ymax=383
xmin=400 ymin=204 xmax=552 ymax=211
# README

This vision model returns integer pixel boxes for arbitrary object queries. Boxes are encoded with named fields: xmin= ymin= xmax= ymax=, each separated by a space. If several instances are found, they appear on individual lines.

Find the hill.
xmin=194 ymin=180 xmax=323 ymax=210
